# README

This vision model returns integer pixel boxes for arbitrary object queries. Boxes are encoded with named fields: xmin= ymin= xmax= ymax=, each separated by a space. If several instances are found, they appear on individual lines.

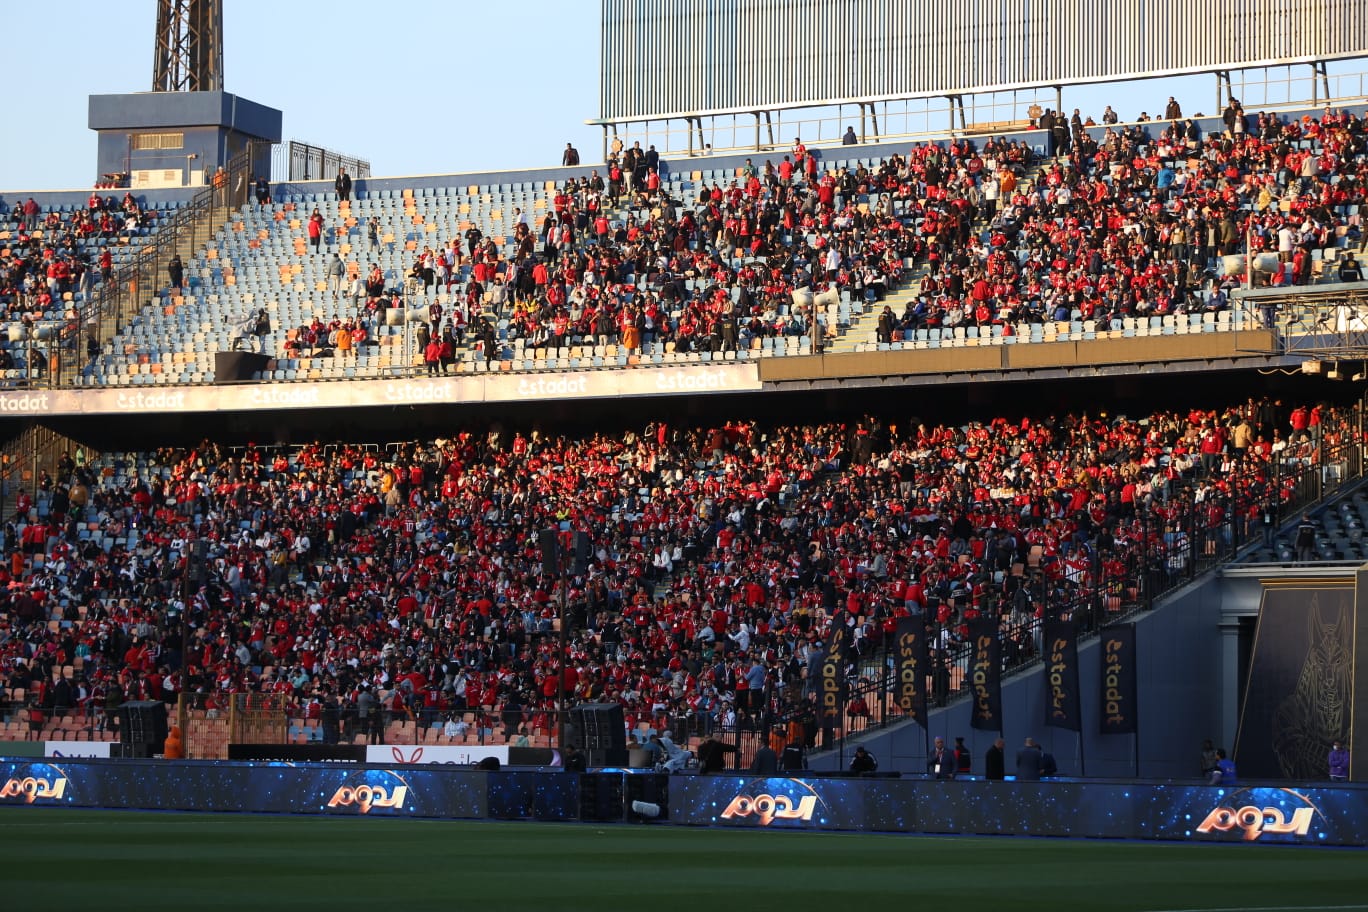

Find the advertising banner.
xmin=1099 ymin=624 xmax=1139 ymax=735
xmin=366 ymin=745 xmax=508 ymax=766
xmin=1234 ymin=586 xmax=1351 ymax=778
xmin=0 ymin=364 xmax=763 ymax=417
xmin=44 ymin=741 xmax=114 ymax=759
xmin=0 ymin=759 xmax=486 ymax=818
xmin=967 ymin=616 xmax=1002 ymax=732
xmin=1154 ymin=784 xmax=1368 ymax=846
xmin=1043 ymin=618 xmax=1081 ymax=732
xmin=893 ymin=616 xmax=929 ymax=727
xmin=3 ymin=759 xmax=1368 ymax=846
xmin=820 ymin=611 xmax=850 ymax=723
xmin=674 ymin=776 xmax=865 ymax=829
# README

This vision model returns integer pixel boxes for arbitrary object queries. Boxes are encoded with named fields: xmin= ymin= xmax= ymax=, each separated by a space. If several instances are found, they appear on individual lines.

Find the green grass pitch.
xmin=1 ymin=808 xmax=1365 ymax=911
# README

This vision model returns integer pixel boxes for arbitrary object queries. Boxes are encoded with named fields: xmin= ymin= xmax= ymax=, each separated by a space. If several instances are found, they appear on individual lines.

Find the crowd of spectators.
xmin=0 ymin=393 xmax=1356 ymax=747
xmin=3 ymin=103 xmax=1361 ymax=387
xmin=866 ymin=104 xmax=1368 ymax=339
xmin=1 ymin=192 xmax=155 ymax=321
xmin=383 ymin=137 xmax=914 ymax=360
xmin=3 ymin=104 xmax=1366 ymax=749
xmin=0 ymin=192 xmax=161 ymax=379
xmin=320 ymin=104 xmax=1368 ymax=367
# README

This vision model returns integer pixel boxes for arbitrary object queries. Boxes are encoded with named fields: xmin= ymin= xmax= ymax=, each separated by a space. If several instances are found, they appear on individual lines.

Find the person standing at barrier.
xmin=1209 ymin=749 xmax=1237 ymax=786
xmin=1016 ymin=737 xmax=1043 ymax=781
xmin=1339 ymin=253 xmax=1363 ymax=283
xmin=696 ymin=735 xmax=737 ymax=773
xmin=984 ymin=737 xmax=1006 ymax=780
xmin=356 ymin=684 xmax=379 ymax=745
xmin=750 ymin=742 xmax=779 ymax=774
xmin=321 ymin=690 xmax=340 ymax=745
xmin=1329 ymin=740 xmax=1350 ymax=781
xmin=1260 ymin=500 xmax=1278 ymax=550
xmin=850 ymin=746 xmax=878 ymax=775
xmin=334 ymin=168 xmax=352 ymax=202
xmin=211 ymin=166 xmax=227 ymax=205
xmin=1200 ymin=739 xmax=1220 ymax=779
xmin=927 ymin=736 xmax=955 ymax=779
xmin=563 ymin=744 xmax=587 ymax=773
xmin=1295 ymin=514 xmax=1317 ymax=563
xmin=953 ymin=736 xmax=972 ymax=777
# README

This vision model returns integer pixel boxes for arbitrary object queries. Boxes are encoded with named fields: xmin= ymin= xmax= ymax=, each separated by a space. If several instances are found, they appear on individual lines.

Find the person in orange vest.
xmin=163 ymin=725 xmax=185 ymax=759
xmin=211 ymin=166 xmax=227 ymax=205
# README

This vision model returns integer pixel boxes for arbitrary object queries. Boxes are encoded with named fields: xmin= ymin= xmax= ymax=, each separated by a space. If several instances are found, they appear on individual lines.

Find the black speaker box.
xmin=574 ymin=703 xmax=625 ymax=752
xmin=118 ymin=700 xmax=169 ymax=751
xmin=578 ymin=772 xmax=624 ymax=821
xmin=585 ymin=748 xmax=629 ymax=768
xmin=573 ymin=531 xmax=592 ymax=574
xmin=539 ymin=529 xmax=559 ymax=576
xmin=112 ymin=742 xmax=154 ymax=759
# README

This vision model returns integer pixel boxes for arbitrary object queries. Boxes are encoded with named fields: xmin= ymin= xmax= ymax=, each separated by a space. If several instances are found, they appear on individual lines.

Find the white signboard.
xmin=365 ymin=744 xmax=508 ymax=766
xmin=44 ymin=740 xmax=113 ymax=759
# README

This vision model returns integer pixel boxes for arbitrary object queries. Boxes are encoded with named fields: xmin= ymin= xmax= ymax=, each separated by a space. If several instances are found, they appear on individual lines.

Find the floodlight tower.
xmin=153 ymin=0 xmax=222 ymax=92
xmin=88 ymin=0 xmax=279 ymax=189
xmin=152 ymin=0 xmax=224 ymax=93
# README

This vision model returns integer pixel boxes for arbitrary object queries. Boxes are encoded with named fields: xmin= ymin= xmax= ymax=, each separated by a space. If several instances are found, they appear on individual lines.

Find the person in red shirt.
xmin=307 ymin=209 xmax=324 ymax=252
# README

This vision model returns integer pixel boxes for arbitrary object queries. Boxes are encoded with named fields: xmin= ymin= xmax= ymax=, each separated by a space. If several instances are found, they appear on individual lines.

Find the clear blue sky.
xmin=2 ymin=1 xmax=1363 ymax=192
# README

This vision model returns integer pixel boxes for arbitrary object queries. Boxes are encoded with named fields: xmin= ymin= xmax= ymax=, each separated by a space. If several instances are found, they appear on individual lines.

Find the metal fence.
xmin=271 ymin=141 xmax=371 ymax=184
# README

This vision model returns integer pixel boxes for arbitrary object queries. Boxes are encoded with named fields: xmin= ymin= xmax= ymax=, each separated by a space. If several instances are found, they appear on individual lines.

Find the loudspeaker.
xmin=578 ymin=772 xmax=624 ymax=821
xmin=187 ymin=540 xmax=210 ymax=584
xmin=118 ymin=700 xmax=168 ymax=753
xmin=112 ymin=742 xmax=154 ymax=759
xmin=539 ymin=528 xmax=559 ymax=576
xmin=584 ymin=748 xmax=628 ymax=767
xmin=574 ymin=704 xmax=625 ymax=752
xmin=573 ymin=532 xmax=592 ymax=575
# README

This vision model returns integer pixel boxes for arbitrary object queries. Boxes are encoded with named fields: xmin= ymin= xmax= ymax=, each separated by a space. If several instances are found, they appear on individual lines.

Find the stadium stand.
xmin=0 ymin=393 xmax=1357 ymax=759
xmin=76 ymin=107 xmax=1368 ymax=386
xmin=0 ymin=194 xmax=173 ymax=384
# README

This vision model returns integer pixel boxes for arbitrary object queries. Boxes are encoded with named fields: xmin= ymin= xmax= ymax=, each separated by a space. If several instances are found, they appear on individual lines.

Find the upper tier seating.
xmin=0 ymin=194 xmax=177 ymax=386
xmin=83 ymin=108 xmax=1368 ymax=386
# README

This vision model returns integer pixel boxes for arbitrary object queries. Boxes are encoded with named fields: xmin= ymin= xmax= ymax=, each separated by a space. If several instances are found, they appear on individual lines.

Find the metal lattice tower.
xmin=152 ymin=0 xmax=223 ymax=92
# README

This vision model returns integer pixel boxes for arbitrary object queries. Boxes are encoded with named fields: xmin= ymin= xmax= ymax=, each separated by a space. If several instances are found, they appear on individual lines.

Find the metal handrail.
xmin=55 ymin=143 xmax=266 ymax=388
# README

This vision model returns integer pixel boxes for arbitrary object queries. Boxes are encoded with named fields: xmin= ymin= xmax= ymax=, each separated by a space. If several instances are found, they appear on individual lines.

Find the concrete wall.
xmin=814 ymin=574 xmax=1227 ymax=781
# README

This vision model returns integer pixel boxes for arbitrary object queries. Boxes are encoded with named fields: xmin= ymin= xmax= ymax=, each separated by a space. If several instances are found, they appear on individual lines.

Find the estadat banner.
xmin=0 ymin=364 xmax=763 ymax=417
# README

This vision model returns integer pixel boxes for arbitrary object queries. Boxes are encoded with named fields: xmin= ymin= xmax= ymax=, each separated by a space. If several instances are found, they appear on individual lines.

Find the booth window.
xmin=131 ymin=132 xmax=185 ymax=151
